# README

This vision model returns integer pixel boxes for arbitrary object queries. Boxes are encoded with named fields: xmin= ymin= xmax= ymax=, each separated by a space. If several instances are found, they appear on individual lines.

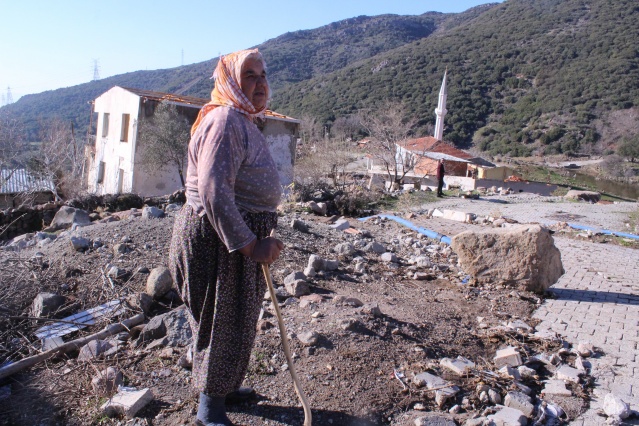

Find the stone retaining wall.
xmin=0 ymin=202 xmax=63 ymax=240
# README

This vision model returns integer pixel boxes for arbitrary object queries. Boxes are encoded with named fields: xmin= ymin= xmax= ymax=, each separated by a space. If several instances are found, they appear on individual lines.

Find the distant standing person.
xmin=436 ymin=159 xmax=445 ymax=197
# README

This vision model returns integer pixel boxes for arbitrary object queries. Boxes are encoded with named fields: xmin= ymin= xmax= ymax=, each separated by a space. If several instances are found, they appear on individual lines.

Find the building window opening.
xmin=97 ymin=161 xmax=106 ymax=184
xmin=102 ymin=113 xmax=110 ymax=137
xmin=120 ymin=113 xmax=130 ymax=142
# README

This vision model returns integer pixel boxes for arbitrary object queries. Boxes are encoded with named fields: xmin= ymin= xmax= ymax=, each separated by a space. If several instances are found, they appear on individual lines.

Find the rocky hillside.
xmin=2 ymin=0 xmax=638 ymax=158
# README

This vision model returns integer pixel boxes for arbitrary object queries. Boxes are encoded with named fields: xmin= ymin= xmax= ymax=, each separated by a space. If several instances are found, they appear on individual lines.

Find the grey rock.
xmin=308 ymin=254 xmax=325 ymax=271
xmin=298 ymin=331 xmax=320 ymax=347
xmin=161 ymin=306 xmax=193 ymax=347
xmin=361 ymin=303 xmax=382 ymax=318
xmin=489 ymin=389 xmax=502 ymax=405
xmin=284 ymin=271 xmax=307 ymax=285
xmin=285 ymin=279 xmax=310 ymax=298
xmin=364 ymin=241 xmax=386 ymax=254
xmin=78 ymin=340 xmax=114 ymax=361
xmin=304 ymin=266 xmax=316 ymax=278
xmin=146 ymin=266 xmax=173 ymax=299
xmin=31 ymin=292 xmax=66 ymax=317
xmin=164 ymin=203 xmax=181 ymax=213
xmin=414 ymin=256 xmax=433 ymax=268
xmin=541 ymin=379 xmax=571 ymax=397
xmin=564 ymin=190 xmax=601 ymax=203
xmin=142 ymin=206 xmax=164 ymax=219
xmin=603 ymin=393 xmax=630 ymax=420
xmin=138 ymin=316 xmax=167 ymax=344
xmin=334 ymin=242 xmax=355 ymax=256
xmin=308 ymin=201 xmax=327 ymax=216
xmin=113 ymin=243 xmax=131 ymax=254
xmin=451 ymin=224 xmax=564 ymax=293
xmin=339 ymin=318 xmax=359 ymax=331
xmin=46 ymin=206 xmax=91 ymax=231
xmin=324 ymin=259 xmax=339 ymax=271
xmin=517 ymin=365 xmax=536 ymax=379
xmin=107 ymin=266 xmax=127 ymax=279
xmin=576 ymin=341 xmax=594 ymax=357
xmin=70 ymin=236 xmax=91 ymax=251
xmin=381 ymin=252 xmax=398 ymax=263
xmin=291 ymin=219 xmax=309 ymax=233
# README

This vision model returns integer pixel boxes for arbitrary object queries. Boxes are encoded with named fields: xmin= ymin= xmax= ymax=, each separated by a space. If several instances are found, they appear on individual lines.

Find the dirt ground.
xmin=0 ymin=204 xmax=579 ymax=425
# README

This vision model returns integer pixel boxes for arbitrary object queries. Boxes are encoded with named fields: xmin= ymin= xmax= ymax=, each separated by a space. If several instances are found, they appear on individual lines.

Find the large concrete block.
xmin=451 ymin=224 xmax=564 ymax=293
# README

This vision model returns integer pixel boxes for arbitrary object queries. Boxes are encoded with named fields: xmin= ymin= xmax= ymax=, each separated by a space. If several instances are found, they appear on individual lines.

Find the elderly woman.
xmin=169 ymin=49 xmax=284 ymax=426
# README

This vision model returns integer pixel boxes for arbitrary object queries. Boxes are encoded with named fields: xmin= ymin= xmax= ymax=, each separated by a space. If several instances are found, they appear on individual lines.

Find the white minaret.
xmin=434 ymin=69 xmax=448 ymax=141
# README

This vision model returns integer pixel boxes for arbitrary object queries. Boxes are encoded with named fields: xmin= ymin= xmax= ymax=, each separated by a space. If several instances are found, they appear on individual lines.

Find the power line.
xmin=6 ymin=87 xmax=13 ymax=104
xmin=181 ymin=49 xmax=184 ymax=66
xmin=92 ymin=59 xmax=101 ymax=81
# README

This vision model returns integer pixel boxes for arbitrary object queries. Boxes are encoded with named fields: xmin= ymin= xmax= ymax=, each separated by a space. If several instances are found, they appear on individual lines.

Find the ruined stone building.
xmin=85 ymin=86 xmax=299 ymax=197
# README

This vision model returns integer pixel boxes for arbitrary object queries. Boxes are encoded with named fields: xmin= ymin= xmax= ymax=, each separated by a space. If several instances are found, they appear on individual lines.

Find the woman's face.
xmin=240 ymin=57 xmax=268 ymax=110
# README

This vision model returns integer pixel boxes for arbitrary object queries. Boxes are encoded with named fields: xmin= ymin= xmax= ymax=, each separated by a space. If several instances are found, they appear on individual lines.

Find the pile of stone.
xmin=2 ymin=204 xmax=181 ymax=252
xmin=401 ymin=321 xmax=600 ymax=426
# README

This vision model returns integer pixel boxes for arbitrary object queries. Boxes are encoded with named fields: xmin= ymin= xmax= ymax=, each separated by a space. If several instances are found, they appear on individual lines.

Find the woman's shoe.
xmin=196 ymin=393 xmax=231 ymax=426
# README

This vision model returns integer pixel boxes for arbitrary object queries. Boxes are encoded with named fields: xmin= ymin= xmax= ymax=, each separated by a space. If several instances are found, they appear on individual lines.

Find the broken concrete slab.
xmin=555 ymin=364 xmax=582 ymax=383
xmin=413 ymin=372 xmax=459 ymax=407
xmin=486 ymin=405 xmax=528 ymax=426
xmin=504 ymin=391 xmax=534 ymax=417
xmin=499 ymin=365 xmax=521 ymax=380
xmin=101 ymin=387 xmax=153 ymax=418
xmin=440 ymin=356 xmax=475 ymax=375
xmin=494 ymin=346 xmax=523 ymax=368
xmin=413 ymin=414 xmax=456 ymax=425
xmin=330 ymin=219 xmax=350 ymax=231
xmin=541 ymin=379 xmax=572 ymax=397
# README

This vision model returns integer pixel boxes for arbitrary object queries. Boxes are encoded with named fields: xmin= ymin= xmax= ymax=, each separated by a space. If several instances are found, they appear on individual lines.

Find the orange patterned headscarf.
xmin=191 ymin=49 xmax=269 ymax=135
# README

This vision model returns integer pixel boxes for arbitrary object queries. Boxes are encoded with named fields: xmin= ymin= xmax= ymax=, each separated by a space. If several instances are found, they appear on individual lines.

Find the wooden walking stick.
xmin=262 ymin=230 xmax=312 ymax=426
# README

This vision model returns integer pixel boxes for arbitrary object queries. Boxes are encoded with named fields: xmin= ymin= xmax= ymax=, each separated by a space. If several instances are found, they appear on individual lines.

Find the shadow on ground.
xmin=550 ymin=289 xmax=639 ymax=305
xmin=230 ymin=403 xmax=380 ymax=425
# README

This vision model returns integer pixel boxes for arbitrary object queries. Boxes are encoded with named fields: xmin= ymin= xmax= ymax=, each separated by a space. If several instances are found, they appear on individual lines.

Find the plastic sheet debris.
xmin=35 ymin=300 xmax=124 ymax=339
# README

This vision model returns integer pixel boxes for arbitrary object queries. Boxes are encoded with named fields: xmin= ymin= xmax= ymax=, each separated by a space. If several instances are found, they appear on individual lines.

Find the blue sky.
xmin=0 ymin=0 xmax=502 ymax=102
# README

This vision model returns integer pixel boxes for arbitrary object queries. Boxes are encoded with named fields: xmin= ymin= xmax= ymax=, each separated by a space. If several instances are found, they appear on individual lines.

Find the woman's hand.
xmin=239 ymin=237 xmax=284 ymax=264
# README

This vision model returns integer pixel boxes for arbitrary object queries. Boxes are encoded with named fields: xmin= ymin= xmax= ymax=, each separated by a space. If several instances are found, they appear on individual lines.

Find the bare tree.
xmin=0 ymin=112 xmax=25 ymax=185
xmin=359 ymin=101 xmax=418 ymax=187
xmin=617 ymin=135 xmax=639 ymax=163
xmin=136 ymin=102 xmax=190 ymax=186
xmin=28 ymin=118 xmax=86 ymax=201
xmin=331 ymin=115 xmax=363 ymax=142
